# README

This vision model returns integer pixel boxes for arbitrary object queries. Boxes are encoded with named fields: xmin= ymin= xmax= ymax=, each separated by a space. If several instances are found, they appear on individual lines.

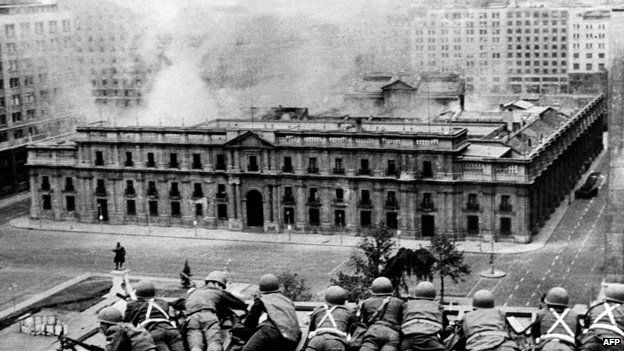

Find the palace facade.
xmin=27 ymin=95 xmax=605 ymax=243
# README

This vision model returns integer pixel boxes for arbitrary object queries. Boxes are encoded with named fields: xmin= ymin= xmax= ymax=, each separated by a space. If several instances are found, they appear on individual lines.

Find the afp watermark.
xmin=602 ymin=338 xmax=621 ymax=347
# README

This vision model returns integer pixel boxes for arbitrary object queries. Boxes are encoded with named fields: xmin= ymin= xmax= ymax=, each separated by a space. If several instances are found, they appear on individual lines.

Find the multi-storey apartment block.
xmin=28 ymin=95 xmax=605 ymax=243
xmin=0 ymin=0 xmax=77 ymax=196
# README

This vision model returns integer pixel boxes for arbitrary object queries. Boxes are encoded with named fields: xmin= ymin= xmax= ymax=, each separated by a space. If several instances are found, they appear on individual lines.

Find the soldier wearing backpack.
xmin=305 ymin=286 xmax=358 ymax=351
xmin=98 ymin=306 xmax=157 ymax=351
xmin=400 ymin=282 xmax=447 ymax=351
xmin=358 ymin=277 xmax=404 ymax=351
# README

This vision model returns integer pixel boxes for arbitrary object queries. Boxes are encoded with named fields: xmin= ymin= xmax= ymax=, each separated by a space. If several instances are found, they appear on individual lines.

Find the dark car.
xmin=575 ymin=172 xmax=601 ymax=199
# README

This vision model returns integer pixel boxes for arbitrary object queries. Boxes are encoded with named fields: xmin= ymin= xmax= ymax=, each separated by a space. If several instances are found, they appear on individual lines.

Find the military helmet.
xmin=370 ymin=277 xmax=393 ymax=296
xmin=472 ymin=290 xmax=495 ymax=309
xmin=98 ymin=307 xmax=123 ymax=324
xmin=259 ymin=273 xmax=280 ymax=293
xmin=134 ymin=281 xmax=156 ymax=299
xmin=544 ymin=287 xmax=569 ymax=307
xmin=205 ymin=271 xmax=228 ymax=288
xmin=325 ymin=286 xmax=348 ymax=305
xmin=413 ymin=281 xmax=436 ymax=300
xmin=604 ymin=283 xmax=624 ymax=304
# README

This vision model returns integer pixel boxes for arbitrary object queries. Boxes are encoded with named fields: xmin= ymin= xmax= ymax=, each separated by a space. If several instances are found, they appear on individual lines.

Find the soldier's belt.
xmin=308 ymin=327 xmax=348 ymax=339
xmin=589 ymin=323 xmax=624 ymax=337
xmin=401 ymin=318 xmax=443 ymax=330
xmin=138 ymin=318 xmax=176 ymax=329
xmin=540 ymin=333 xmax=576 ymax=345
xmin=466 ymin=330 xmax=509 ymax=345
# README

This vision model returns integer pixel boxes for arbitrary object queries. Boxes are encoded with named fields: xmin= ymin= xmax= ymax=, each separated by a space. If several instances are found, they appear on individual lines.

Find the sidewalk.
xmin=11 ymin=214 xmax=555 ymax=254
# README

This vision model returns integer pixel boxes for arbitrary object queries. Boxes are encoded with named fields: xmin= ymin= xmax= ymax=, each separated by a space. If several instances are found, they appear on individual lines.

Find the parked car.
xmin=575 ymin=172 xmax=601 ymax=199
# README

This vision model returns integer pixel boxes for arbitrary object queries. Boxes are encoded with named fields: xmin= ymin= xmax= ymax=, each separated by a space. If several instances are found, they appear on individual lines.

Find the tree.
xmin=382 ymin=247 xmax=436 ymax=294
xmin=429 ymin=235 xmax=471 ymax=304
xmin=331 ymin=223 xmax=396 ymax=301
xmin=277 ymin=271 xmax=312 ymax=301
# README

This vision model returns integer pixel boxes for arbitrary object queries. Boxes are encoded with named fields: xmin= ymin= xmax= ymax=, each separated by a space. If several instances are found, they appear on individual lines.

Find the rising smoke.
xmin=107 ymin=0 xmax=413 ymax=126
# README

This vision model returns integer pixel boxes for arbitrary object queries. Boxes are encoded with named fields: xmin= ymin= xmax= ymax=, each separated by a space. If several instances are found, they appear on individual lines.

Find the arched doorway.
xmin=246 ymin=190 xmax=264 ymax=227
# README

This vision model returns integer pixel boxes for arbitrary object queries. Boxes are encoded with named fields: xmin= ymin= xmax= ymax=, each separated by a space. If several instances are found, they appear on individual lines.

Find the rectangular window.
xmin=41 ymin=176 xmax=50 ymax=190
xmin=66 ymin=196 xmax=75 ymax=212
xmin=360 ymin=189 xmax=371 ymax=205
xmin=195 ymin=204 xmax=203 ymax=217
xmin=9 ymin=78 xmax=18 ymax=88
xmin=171 ymin=201 xmax=181 ymax=217
xmin=386 ymin=159 xmax=397 ymax=176
xmin=423 ymin=161 xmax=433 ymax=178
xmin=309 ymin=188 xmax=319 ymax=203
xmin=215 ymin=154 xmax=226 ymax=170
xmin=359 ymin=159 xmax=370 ymax=175
xmin=500 ymin=217 xmax=511 ymax=235
xmin=308 ymin=157 xmax=318 ymax=173
xmin=126 ymin=200 xmax=136 ymax=215
xmin=94 ymin=151 xmax=104 ymax=166
xmin=360 ymin=211 xmax=372 ymax=227
xmin=248 ymin=155 xmax=258 ymax=171
xmin=386 ymin=212 xmax=398 ymax=229
xmin=124 ymin=152 xmax=133 ymax=167
xmin=42 ymin=194 xmax=51 ymax=210
xmin=308 ymin=208 xmax=320 ymax=226
xmin=217 ymin=183 xmax=227 ymax=199
xmin=11 ymin=112 xmax=21 ymax=122
xmin=333 ymin=158 xmax=344 ymax=174
xmin=192 ymin=154 xmax=202 ymax=169
xmin=217 ymin=204 xmax=228 ymax=219
xmin=64 ymin=177 xmax=74 ymax=192
xmin=169 ymin=182 xmax=180 ymax=197
xmin=96 ymin=179 xmax=106 ymax=195
xmin=147 ymin=152 xmax=155 ymax=167
xmin=335 ymin=188 xmax=344 ymax=201
xmin=169 ymin=153 xmax=178 ymax=168
xmin=125 ymin=180 xmax=135 ymax=196
xmin=422 ymin=193 xmax=433 ymax=209
xmin=335 ymin=210 xmax=345 ymax=227
xmin=283 ymin=156 xmax=293 ymax=173
xmin=467 ymin=215 xmax=479 ymax=234
xmin=386 ymin=191 xmax=397 ymax=206
xmin=0 ymin=115 xmax=5 ymax=125
xmin=193 ymin=183 xmax=203 ymax=198
xmin=147 ymin=181 xmax=158 ymax=197
xmin=149 ymin=201 xmax=158 ymax=216
xmin=5 ymin=24 xmax=14 ymax=37
xmin=283 ymin=186 xmax=294 ymax=203
xmin=284 ymin=207 xmax=294 ymax=225
xmin=500 ymin=195 xmax=511 ymax=211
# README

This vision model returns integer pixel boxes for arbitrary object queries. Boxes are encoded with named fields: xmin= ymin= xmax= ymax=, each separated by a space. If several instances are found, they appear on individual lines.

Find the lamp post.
xmin=286 ymin=209 xmax=292 ymax=242
xmin=397 ymin=215 xmax=401 ymax=246
xmin=97 ymin=203 xmax=103 ymax=232
xmin=193 ymin=219 xmax=198 ymax=237
xmin=338 ymin=212 xmax=343 ymax=245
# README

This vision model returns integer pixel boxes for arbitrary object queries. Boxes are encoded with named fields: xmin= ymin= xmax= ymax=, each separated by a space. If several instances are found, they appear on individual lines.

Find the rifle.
xmin=44 ymin=330 xmax=104 ymax=351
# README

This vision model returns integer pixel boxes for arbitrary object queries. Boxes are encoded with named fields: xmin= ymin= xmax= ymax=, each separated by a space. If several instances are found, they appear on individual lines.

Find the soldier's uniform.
xmin=98 ymin=306 xmax=157 ymax=351
xmin=305 ymin=286 xmax=357 ymax=351
xmin=460 ymin=290 xmax=519 ymax=351
xmin=242 ymin=274 xmax=301 ymax=351
xmin=400 ymin=282 xmax=446 ymax=351
xmin=359 ymin=277 xmax=403 ymax=351
xmin=184 ymin=271 xmax=248 ymax=351
xmin=531 ymin=287 xmax=581 ymax=351
xmin=579 ymin=283 xmax=624 ymax=351
xmin=124 ymin=282 xmax=185 ymax=351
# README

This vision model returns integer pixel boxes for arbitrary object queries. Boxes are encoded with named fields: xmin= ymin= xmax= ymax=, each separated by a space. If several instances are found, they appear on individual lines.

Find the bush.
xmin=277 ymin=271 xmax=312 ymax=301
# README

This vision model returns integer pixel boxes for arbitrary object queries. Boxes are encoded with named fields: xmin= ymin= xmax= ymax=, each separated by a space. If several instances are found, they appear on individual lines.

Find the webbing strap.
xmin=138 ymin=299 xmax=174 ymax=328
xmin=589 ymin=302 xmax=624 ymax=337
xmin=546 ymin=308 xmax=574 ymax=338
xmin=318 ymin=304 xmax=338 ymax=329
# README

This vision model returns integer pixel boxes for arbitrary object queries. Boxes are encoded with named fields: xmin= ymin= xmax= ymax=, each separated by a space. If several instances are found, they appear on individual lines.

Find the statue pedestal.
xmin=107 ymin=269 xmax=131 ymax=298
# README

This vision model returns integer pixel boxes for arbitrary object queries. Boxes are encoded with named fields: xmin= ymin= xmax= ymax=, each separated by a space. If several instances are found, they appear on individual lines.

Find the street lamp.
xmin=286 ymin=209 xmax=292 ymax=242
xmin=97 ymin=203 xmax=103 ymax=232
xmin=193 ymin=220 xmax=198 ymax=237
xmin=396 ymin=215 xmax=401 ymax=246
xmin=338 ymin=212 xmax=343 ymax=245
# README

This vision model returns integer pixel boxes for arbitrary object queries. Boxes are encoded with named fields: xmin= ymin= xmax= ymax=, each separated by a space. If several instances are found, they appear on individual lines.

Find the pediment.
xmin=381 ymin=79 xmax=415 ymax=91
xmin=224 ymin=131 xmax=274 ymax=148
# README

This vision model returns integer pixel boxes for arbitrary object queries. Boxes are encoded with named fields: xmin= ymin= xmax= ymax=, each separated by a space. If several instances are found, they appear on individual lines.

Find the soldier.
xmin=530 ymin=287 xmax=581 ymax=351
xmin=113 ymin=242 xmax=126 ymax=270
xmin=98 ymin=306 xmax=157 ymax=351
xmin=124 ymin=281 xmax=185 ymax=351
xmin=184 ymin=271 xmax=248 ymax=351
xmin=400 ymin=281 xmax=446 ymax=351
xmin=305 ymin=286 xmax=357 ymax=351
xmin=359 ymin=277 xmax=403 ymax=351
xmin=458 ymin=290 xmax=519 ymax=351
xmin=579 ymin=283 xmax=624 ymax=351
xmin=241 ymin=273 xmax=301 ymax=351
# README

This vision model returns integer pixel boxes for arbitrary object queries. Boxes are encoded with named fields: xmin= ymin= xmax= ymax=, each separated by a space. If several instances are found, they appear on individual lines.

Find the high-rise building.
xmin=568 ymin=8 xmax=610 ymax=93
xmin=0 ymin=0 xmax=77 ymax=196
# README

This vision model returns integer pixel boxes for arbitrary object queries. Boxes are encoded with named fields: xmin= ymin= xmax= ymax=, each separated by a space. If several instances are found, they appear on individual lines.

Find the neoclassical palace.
xmin=27 ymin=95 xmax=605 ymax=243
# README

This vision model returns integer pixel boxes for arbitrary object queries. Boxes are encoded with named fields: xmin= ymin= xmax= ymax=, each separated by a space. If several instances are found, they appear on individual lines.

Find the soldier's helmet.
xmin=325 ymin=286 xmax=348 ymax=305
xmin=134 ymin=281 xmax=156 ymax=299
xmin=544 ymin=287 xmax=569 ymax=307
xmin=413 ymin=281 xmax=436 ymax=300
xmin=370 ymin=277 xmax=393 ymax=296
xmin=605 ymin=283 xmax=624 ymax=304
xmin=472 ymin=290 xmax=495 ymax=309
xmin=98 ymin=307 xmax=123 ymax=324
xmin=259 ymin=273 xmax=280 ymax=293
xmin=205 ymin=271 xmax=228 ymax=288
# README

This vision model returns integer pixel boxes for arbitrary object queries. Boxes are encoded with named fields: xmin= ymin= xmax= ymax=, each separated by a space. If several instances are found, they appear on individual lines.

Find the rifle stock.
xmin=44 ymin=330 xmax=104 ymax=351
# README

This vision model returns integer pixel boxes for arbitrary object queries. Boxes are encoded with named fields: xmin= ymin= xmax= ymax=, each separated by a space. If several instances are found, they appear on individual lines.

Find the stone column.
xmin=295 ymin=182 xmax=306 ymax=229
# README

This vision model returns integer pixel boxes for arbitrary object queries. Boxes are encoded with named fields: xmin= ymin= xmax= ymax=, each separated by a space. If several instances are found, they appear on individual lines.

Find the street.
xmin=0 ymin=152 xmax=618 ymax=311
